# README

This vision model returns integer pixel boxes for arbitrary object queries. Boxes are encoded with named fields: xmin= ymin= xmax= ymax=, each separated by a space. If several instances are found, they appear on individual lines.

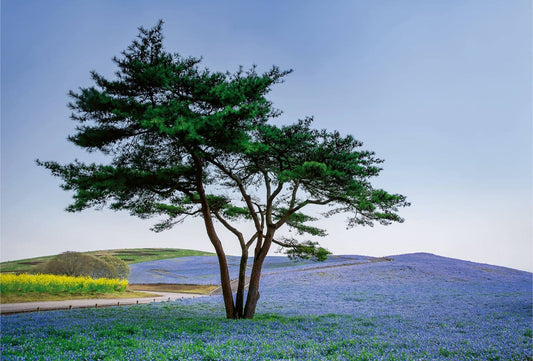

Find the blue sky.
xmin=2 ymin=0 xmax=531 ymax=271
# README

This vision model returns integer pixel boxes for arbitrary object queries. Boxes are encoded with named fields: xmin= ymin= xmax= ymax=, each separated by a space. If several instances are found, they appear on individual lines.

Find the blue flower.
xmin=1 ymin=253 xmax=531 ymax=360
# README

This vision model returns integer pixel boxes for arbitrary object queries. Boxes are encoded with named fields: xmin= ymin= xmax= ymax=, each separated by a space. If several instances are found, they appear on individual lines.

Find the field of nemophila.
xmin=1 ymin=253 xmax=531 ymax=360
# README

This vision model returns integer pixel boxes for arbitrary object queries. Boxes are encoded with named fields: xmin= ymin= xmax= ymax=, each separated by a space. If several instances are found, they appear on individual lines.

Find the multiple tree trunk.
xmin=193 ymin=153 xmax=274 ymax=319
xmin=199 ymin=202 xmax=274 ymax=319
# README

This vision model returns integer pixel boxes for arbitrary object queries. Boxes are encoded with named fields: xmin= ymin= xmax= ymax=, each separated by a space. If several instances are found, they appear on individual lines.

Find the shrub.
xmin=38 ymin=252 xmax=130 ymax=280
xmin=98 ymin=255 xmax=130 ymax=280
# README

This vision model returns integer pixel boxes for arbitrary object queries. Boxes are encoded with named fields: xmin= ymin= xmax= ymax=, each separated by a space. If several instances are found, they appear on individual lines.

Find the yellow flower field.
xmin=0 ymin=273 xmax=128 ymax=295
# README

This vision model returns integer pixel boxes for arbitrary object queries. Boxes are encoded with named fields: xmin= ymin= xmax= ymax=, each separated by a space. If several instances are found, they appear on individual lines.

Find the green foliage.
xmin=36 ymin=20 xmax=409 ymax=317
xmin=222 ymin=205 xmax=251 ymax=220
xmin=282 ymin=240 xmax=332 ymax=262
xmin=37 ymin=20 xmax=407 ymax=238
xmin=39 ymin=251 xmax=130 ymax=280
xmin=98 ymin=255 xmax=131 ymax=280
xmin=275 ymin=209 xmax=328 ymax=237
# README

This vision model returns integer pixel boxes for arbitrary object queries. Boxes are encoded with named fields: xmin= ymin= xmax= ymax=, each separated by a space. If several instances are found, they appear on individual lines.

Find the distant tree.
xmin=40 ymin=252 xmax=129 ymax=280
xmin=40 ymin=251 xmax=103 ymax=277
xmin=99 ymin=255 xmax=130 ymax=280
xmin=37 ymin=21 xmax=409 ymax=319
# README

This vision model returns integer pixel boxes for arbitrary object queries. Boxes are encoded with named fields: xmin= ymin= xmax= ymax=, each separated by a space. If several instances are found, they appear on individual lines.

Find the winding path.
xmin=0 ymin=291 xmax=203 ymax=315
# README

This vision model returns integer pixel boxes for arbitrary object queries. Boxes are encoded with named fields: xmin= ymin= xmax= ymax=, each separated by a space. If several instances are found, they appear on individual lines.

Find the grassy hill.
xmin=0 ymin=248 xmax=215 ymax=274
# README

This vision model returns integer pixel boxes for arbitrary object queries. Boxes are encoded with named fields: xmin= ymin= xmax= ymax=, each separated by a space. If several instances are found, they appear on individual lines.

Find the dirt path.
xmin=0 ymin=291 xmax=205 ymax=315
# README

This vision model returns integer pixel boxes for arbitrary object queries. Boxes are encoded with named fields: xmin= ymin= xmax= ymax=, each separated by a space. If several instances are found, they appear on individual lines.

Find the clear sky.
xmin=1 ymin=0 xmax=531 ymax=271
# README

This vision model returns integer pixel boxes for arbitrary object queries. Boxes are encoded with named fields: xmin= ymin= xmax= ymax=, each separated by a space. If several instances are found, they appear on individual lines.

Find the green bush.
xmin=38 ymin=252 xmax=130 ymax=280
xmin=98 ymin=255 xmax=130 ymax=280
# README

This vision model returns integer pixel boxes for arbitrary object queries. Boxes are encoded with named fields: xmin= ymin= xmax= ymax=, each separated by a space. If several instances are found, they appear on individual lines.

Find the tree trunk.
xmin=243 ymin=230 xmax=274 ymax=319
xmin=198 ymin=204 xmax=235 ymax=318
xmin=192 ymin=153 xmax=235 ymax=319
xmin=199 ymin=209 xmax=235 ymax=319
xmin=235 ymin=249 xmax=248 ymax=318
xmin=242 ymin=261 xmax=262 ymax=319
xmin=213 ymin=246 xmax=236 ymax=319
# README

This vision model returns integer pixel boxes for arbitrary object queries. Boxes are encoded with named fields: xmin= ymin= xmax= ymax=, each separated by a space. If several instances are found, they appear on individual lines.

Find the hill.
xmin=1 ymin=252 xmax=530 ymax=360
xmin=128 ymin=254 xmax=383 ymax=285
xmin=127 ymin=252 xmax=530 ymax=286
xmin=0 ymin=248 xmax=215 ymax=274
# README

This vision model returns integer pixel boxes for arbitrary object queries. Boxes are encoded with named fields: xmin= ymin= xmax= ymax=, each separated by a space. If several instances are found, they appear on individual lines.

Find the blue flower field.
xmin=128 ymin=254 xmax=371 ymax=284
xmin=1 ymin=253 xmax=531 ymax=360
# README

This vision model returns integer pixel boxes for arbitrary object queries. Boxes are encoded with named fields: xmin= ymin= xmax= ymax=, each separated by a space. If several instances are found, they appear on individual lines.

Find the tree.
xmin=38 ymin=251 xmax=95 ymax=277
xmin=39 ymin=251 xmax=130 ymax=279
xmin=37 ymin=21 xmax=409 ymax=319
xmin=98 ymin=255 xmax=131 ymax=280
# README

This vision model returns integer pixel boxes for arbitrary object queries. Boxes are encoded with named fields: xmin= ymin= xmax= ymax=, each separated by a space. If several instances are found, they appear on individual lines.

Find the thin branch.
xmin=208 ymin=158 xmax=262 ymax=231
xmin=261 ymin=169 xmax=272 ymax=201
xmin=289 ymin=180 xmax=300 ymax=209
xmin=169 ymin=209 xmax=202 ymax=217
xmin=272 ymin=238 xmax=293 ymax=248
xmin=212 ymin=209 xmax=246 ymax=249
xmin=252 ymin=202 xmax=266 ymax=231
xmin=264 ymin=171 xmax=283 ymax=227
xmin=274 ymin=198 xmax=332 ymax=229
xmin=269 ymin=182 xmax=284 ymax=204
xmin=245 ymin=233 xmax=259 ymax=249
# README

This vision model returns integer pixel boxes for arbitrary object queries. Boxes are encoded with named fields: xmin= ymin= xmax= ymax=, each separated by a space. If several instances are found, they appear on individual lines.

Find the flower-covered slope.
xmin=2 ymin=253 xmax=531 ymax=360
xmin=128 ymin=254 xmax=371 ymax=284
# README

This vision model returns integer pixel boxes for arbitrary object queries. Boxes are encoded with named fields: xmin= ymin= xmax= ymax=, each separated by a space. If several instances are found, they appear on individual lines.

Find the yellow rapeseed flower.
xmin=0 ymin=273 xmax=128 ymax=295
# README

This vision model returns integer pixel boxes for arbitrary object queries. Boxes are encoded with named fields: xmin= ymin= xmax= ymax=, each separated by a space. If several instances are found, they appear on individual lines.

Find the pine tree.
xmin=38 ymin=21 xmax=409 ymax=319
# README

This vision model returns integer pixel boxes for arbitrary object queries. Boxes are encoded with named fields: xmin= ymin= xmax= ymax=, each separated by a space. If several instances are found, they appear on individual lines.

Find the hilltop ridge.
xmin=0 ymin=248 xmax=215 ymax=274
xmin=2 ymin=249 xmax=529 ymax=276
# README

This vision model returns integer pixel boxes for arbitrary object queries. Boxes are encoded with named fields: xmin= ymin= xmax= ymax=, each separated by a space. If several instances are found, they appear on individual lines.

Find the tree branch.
xmin=208 ymin=159 xmax=262 ymax=231
xmin=289 ymin=180 xmax=300 ymax=209
xmin=252 ymin=202 xmax=266 ymax=230
xmin=264 ymin=171 xmax=284 ymax=227
xmin=274 ymin=198 xmax=331 ymax=229
xmin=272 ymin=238 xmax=292 ymax=248
xmin=246 ymin=233 xmax=259 ymax=249
xmin=212 ymin=209 xmax=246 ymax=250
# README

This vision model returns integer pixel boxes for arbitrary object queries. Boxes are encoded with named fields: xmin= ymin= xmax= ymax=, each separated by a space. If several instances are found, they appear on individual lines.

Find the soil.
xmin=128 ymin=283 xmax=218 ymax=294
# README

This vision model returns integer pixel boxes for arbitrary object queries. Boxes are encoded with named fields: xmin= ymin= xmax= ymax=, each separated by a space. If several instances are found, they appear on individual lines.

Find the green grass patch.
xmin=1 ymin=289 xmax=159 ymax=303
xmin=88 ymin=248 xmax=215 ymax=264
xmin=1 ymin=255 xmax=57 ymax=274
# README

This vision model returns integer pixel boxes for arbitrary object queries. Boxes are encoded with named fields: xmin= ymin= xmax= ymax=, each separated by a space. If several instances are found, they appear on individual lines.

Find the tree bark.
xmin=192 ymin=153 xmax=235 ymax=319
xmin=243 ymin=229 xmax=274 ymax=319
xmin=212 ymin=242 xmax=236 ymax=319
xmin=199 ymin=207 xmax=236 ymax=319
xmin=235 ymin=248 xmax=248 ymax=318
xmin=242 ymin=262 xmax=262 ymax=319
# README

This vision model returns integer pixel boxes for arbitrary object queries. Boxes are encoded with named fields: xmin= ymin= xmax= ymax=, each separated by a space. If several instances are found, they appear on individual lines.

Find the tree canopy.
xmin=38 ymin=21 xmax=409 ymax=319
